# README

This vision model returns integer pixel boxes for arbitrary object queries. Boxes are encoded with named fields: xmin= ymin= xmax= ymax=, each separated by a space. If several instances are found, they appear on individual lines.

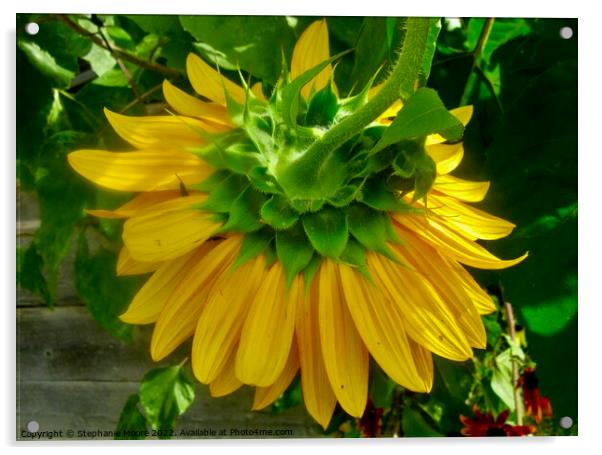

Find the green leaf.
xmin=370 ymin=365 xmax=396 ymax=408
xmin=370 ymin=88 xmax=464 ymax=155
xmin=275 ymin=223 xmax=314 ymax=286
xmin=17 ymin=244 xmax=51 ymax=305
xmin=139 ymin=365 xmax=195 ymax=436
xmin=402 ymin=407 xmax=444 ymax=437
xmin=220 ymin=185 xmax=266 ymax=233
xmin=17 ymin=40 xmax=74 ymax=87
xmin=233 ymin=227 xmax=274 ymax=269
xmin=179 ymin=16 xmax=299 ymax=83
xmin=302 ymin=206 xmax=348 ymax=259
xmin=261 ymin=195 xmax=299 ymax=230
xmin=125 ymin=15 xmax=182 ymax=35
xmin=74 ymin=231 xmax=138 ymax=341
xmin=339 ymin=237 xmax=368 ymax=271
xmin=115 ymin=394 xmax=148 ymax=440
xmin=347 ymin=203 xmax=393 ymax=257
xmin=412 ymin=151 xmax=437 ymax=201
xmin=490 ymin=348 xmax=520 ymax=411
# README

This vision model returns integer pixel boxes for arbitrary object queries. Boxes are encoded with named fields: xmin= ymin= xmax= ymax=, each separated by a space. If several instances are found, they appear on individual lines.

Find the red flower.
xmin=460 ymin=405 xmax=536 ymax=437
xmin=519 ymin=367 xmax=553 ymax=423
xmin=358 ymin=399 xmax=384 ymax=438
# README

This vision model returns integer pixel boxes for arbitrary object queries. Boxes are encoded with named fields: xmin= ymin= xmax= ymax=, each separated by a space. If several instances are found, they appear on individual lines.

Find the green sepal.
xmin=302 ymin=205 xmax=348 ymax=259
xmin=412 ymin=151 xmax=437 ymax=202
xmin=200 ymin=173 xmax=248 ymax=212
xmin=370 ymin=87 xmax=464 ymax=156
xmin=233 ymin=227 xmax=274 ymax=269
xmin=248 ymin=166 xmax=283 ymax=194
xmin=288 ymin=198 xmax=325 ymax=214
xmin=187 ymin=130 xmax=247 ymax=170
xmin=218 ymin=142 xmax=264 ymax=174
xmin=359 ymin=178 xmax=414 ymax=212
xmin=305 ymin=78 xmax=339 ymax=127
xmin=191 ymin=169 xmax=230 ymax=192
xmin=276 ymin=223 xmax=315 ymax=287
xmin=219 ymin=185 xmax=266 ymax=233
xmin=261 ymin=194 xmax=299 ymax=230
xmin=264 ymin=240 xmax=278 ymax=268
xmin=339 ymin=237 xmax=368 ymax=272
xmin=334 ymin=64 xmax=382 ymax=122
xmin=347 ymin=203 xmax=395 ymax=258
xmin=327 ymin=184 xmax=360 ymax=208
xmin=303 ymin=254 xmax=323 ymax=293
xmin=278 ymin=49 xmax=351 ymax=128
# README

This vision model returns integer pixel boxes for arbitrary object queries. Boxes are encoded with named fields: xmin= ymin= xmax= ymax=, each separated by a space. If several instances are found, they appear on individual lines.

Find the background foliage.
xmin=16 ymin=14 xmax=577 ymax=437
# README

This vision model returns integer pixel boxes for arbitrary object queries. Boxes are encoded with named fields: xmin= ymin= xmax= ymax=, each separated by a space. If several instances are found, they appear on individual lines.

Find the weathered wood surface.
xmin=17 ymin=192 xmax=324 ymax=440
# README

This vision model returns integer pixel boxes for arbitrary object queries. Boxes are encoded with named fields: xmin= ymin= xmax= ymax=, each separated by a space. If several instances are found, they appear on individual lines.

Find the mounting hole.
xmin=27 ymin=420 xmax=40 ymax=432
xmin=25 ymin=22 xmax=40 ymax=36
xmin=559 ymin=416 xmax=573 ymax=429
xmin=559 ymin=26 xmax=573 ymax=40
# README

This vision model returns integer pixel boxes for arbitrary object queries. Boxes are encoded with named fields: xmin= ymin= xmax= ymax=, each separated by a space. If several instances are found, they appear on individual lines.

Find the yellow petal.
xmin=426 ymin=142 xmax=465 ymax=175
xmin=119 ymin=248 xmax=199 ymax=324
xmin=87 ymin=191 xmax=183 ymax=220
xmin=236 ymin=265 xmax=298 ymax=387
xmin=445 ymin=258 xmax=497 ymax=315
xmin=291 ymin=19 xmax=332 ymax=99
xmin=186 ymin=53 xmax=246 ymax=105
xmin=408 ymin=339 xmax=434 ymax=388
xmin=393 ymin=214 xmax=528 ymax=270
xmin=391 ymin=229 xmax=486 ymax=349
xmin=338 ymin=264 xmax=432 ymax=392
xmin=432 ymin=174 xmax=489 ymax=202
xmin=192 ymin=255 xmax=266 ymax=384
xmin=252 ymin=342 xmax=299 ymax=410
xmin=427 ymin=194 xmax=516 ymax=241
xmin=68 ymin=149 xmax=212 ymax=192
xmin=425 ymin=105 xmax=474 ymax=145
xmin=368 ymin=252 xmax=474 ymax=361
xmin=209 ymin=345 xmax=243 ymax=398
xmin=116 ymin=247 xmax=162 ymax=276
xmin=318 ymin=259 xmax=368 ymax=417
xmin=122 ymin=195 xmax=220 ymax=263
xmin=162 ymin=79 xmax=233 ymax=126
xmin=105 ymin=109 xmax=225 ymax=150
xmin=296 ymin=278 xmax=337 ymax=429
xmin=151 ymin=237 xmax=240 ymax=360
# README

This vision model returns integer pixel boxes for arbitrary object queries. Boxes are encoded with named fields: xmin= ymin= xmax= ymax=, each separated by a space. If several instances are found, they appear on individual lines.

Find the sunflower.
xmin=68 ymin=19 xmax=527 ymax=429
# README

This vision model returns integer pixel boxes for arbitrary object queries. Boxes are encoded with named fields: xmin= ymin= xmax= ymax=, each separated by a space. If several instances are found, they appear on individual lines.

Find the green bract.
xmin=188 ymin=24 xmax=464 ymax=285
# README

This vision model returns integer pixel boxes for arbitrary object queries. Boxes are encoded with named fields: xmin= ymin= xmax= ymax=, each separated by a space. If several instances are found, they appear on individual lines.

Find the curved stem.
xmin=277 ymin=17 xmax=433 ymax=200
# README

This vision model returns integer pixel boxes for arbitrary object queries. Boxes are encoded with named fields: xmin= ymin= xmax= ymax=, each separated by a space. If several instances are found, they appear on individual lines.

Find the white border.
xmin=3 ymin=1 xmax=599 ymax=454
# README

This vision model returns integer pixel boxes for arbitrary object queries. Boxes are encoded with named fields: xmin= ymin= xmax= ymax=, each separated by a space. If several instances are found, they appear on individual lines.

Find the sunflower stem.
xmin=276 ymin=17 xmax=433 ymax=201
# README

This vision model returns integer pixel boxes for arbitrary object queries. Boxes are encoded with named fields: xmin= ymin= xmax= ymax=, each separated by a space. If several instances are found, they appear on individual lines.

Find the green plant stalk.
xmin=277 ymin=17 xmax=432 ymax=200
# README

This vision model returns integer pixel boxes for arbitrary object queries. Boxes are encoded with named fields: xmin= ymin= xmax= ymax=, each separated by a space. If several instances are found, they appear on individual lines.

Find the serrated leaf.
xmin=276 ymin=223 xmax=314 ymax=287
xmin=261 ymin=195 xmax=299 ymax=230
xmin=370 ymin=88 xmax=464 ymax=156
xmin=220 ymin=185 xmax=266 ymax=233
xmin=115 ymin=394 xmax=148 ymax=440
xmin=139 ymin=365 xmax=195 ymax=436
xmin=347 ymin=203 xmax=394 ymax=257
xmin=248 ymin=166 xmax=283 ymax=194
xmin=302 ymin=206 xmax=348 ymax=258
xmin=18 ymin=40 xmax=74 ymax=87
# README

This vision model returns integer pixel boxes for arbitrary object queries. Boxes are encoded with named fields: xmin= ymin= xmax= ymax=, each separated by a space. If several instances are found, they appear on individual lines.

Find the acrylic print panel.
xmin=16 ymin=14 xmax=577 ymax=440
